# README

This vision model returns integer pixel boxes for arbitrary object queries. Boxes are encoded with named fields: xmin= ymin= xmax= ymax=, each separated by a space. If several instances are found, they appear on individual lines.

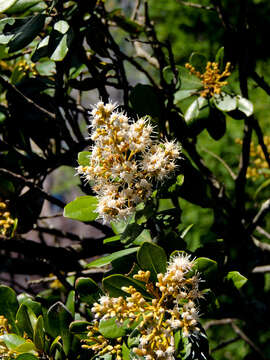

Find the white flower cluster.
xmin=77 ymin=101 xmax=180 ymax=223
xmin=85 ymin=254 xmax=202 ymax=360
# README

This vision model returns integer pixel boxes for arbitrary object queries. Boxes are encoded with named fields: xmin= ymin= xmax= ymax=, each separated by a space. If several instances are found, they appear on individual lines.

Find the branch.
xmin=0 ymin=168 xmax=65 ymax=209
xmin=252 ymin=265 xmax=270 ymax=273
xmin=211 ymin=337 xmax=240 ymax=353
xmin=204 ymin=318 xmax=237 ymax=331
xmin=201 ymin=146 xmax=236 ymax=180
xmin=176 ymin=0 xmax=214 ymax=11
xmin=251 ymin=71 xmax=270 ymax=96
xmin=256 ymin=226 xmax=270 ymax=240
xmin=247 ymin=199 xmax=270 ymax=234
xmin=0 ymin=76 xmax=56 ymax=120
xmin=252 ymin=236 xmax=270 ymax=252
xmin=231 ymin=323 xmax=266 ymax=360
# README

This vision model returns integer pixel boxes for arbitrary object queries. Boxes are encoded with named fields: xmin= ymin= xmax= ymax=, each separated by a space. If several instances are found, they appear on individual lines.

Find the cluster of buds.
xmin=0 ymin=200 xmax=15 ymax=237
xmin=17 ymin=59 xmax=38 ymax=76
xmin=0 ymin=316 xmax=16 ymax=359
xmin=185 ymin=61 xmax=231 ymax=98
xmin=77 ymin=101 xmax=180 ymax=223
xmin=83 ymin=254 xmax=202 ymax=359
xmin=236 ymin=136 xmax=270 ymax=180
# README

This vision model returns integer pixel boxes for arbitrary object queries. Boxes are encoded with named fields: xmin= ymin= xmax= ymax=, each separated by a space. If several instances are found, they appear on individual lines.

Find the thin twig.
xmin=176 ymin=0 xmax=214 ymax=11
xmin=201 ymin=146 xmax=236 ymax=180
xmin=0 ymin=168 xmax=65 ymax=208
xmin=251 ymin=71 xmax=270 ymax=96
xmin=204 ymin=318 xmax=237 ymax=331
xmin=256 ymin=226 xmax=270 ymax=240
xmin=247 ymin=199 xmax=270 ymax=234
xmin=131 ymin=0 xmax=142 ymax=20
xmin=0 ymin=76 xmax=56 ymax=120
xmin=211 ymin=336 xmax=240 ymax=353
xmin=252 ymin=236 xmax=270 ymax=252
xmin=231 ymin=323 xmax=266 ymax=360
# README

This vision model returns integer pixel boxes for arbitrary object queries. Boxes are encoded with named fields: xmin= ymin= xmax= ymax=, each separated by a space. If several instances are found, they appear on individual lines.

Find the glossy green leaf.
xmin=16 ymin=304 xmax=36 ymax=338
xmin=50 ymin=22 xmax=73 ymax=62
xmin=174 ymin=89 xmax=198 ymax=103
xmin=189 ymin=52 xmax=207 ymax=73
xmin=75 ymin=277 xmax=102 ymax=305
xmin=237 ymin=96 xmax=254 ymax=117
xmin=33 ymin=315 xmax=45 ymax=352
xmin=0 ymin=0 xmax=18 ymax=13
xmin=66 ymin=290 xmax=75 ymax=317
xmin=17 ymin=294 xmax=42 ymax=317
xmin=122 ymin=342 xmax=130 ymax=360
xmin=6 ymin=0 xmax=44 ymax=14
xmin=31 ymin=35 xmax=49 ymax=61
xmin=214 ymin=93 xmax=237 ymax=112
xmin=99 ymin=317 xmax=127 ymax=339
xmin=8 ymin=14 xmax=46 ymax=53
xmin=103 ymin=274 xmax=150 ymax=298
xmin=15 ymin=340 xmax=36 ymax=353
xmin=16 ymin=355 xmax=39 ymax=360
xmin=47 ymin=302 xmax=73 ymax=355
xmin=69 ymin=320 xmax=90 ymax=334
xmin=77 ymin=151 xmax=91 ymax=166
xmin=178 ymin=66 xmax=203 ymax=90
xmin=137 ymin=242 xmax=167 ymax=279
xmin=87 ymin=247 xmax=139 ymax=268
xmin=215 ymin=46 xmax=224 ymax=69
xmin=226 ymin=271 xmax=248 ymax=289
xmin=54 ymin=20 xmax=69 ymax=34
xmin=192 ymin=257 xmax=218 ymax=281
xmin=184 ymin=97 xmax=208 ymax=123
xmin=0 ymin=334 xmax=25 ymax=350
xmin=0 ymin=285 xmax=19 ymax=333
xmin=103 ymin=234 xmax=121 ymax=244
xmin=64 ymin=196 xmax=98 ymax=222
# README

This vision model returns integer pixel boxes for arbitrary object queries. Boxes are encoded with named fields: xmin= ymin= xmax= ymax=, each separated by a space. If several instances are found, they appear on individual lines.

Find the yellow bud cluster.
xmin=84 ymin=254 xmax=202 ymax=359
xmin=0 ymin=201 xmax=15 ymax=237
xmin=236 ymin=136 xmax=270 ymax=180
xmin=0 ymin=316 xmax=16 ymax=359
xmin=185 ymin=61 xmax=231 ymax=98
xmin=17 ymin=60 xmax=38 ymax=76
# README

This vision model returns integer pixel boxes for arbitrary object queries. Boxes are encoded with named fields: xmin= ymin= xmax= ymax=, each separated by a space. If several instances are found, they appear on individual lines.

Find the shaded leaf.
xmin=99 ymin=317 xmax=127 ymax=339
xmin=0 ymin=285 xmax=19 ymax=334
xmin=87 ymin=247 xmax=139 ymax=268
xmin=75 ymin=277 xmax=102 ymax=305
xmin=137 ymin=242 xmax=167 ymax=280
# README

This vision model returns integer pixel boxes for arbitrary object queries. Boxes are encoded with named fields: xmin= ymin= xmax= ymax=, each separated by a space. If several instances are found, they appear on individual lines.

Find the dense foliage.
xmin=0 ymin=0 xmax=270 ymax=359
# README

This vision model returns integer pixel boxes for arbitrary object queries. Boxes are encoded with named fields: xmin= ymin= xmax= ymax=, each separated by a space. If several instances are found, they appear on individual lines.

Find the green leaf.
xmin=16 ymin=304 xmax=36 ymax=338
xmin=16 ymin=355 xmax=39 ymax=360
xmin=120 ymin=223 xmax=144 ymax=244
xmin=99 ymin=317 xmax=127 ymax=339
xmin=87 ymin=247 xmax=139 ymax=268
xmin=137 ymin=242 xmax=167 ymax=279
xmin=181 ymin=224 xmax=194 ymax=238
xmin=0 ymin=0 xmax=18 ymax=13
xmin=215 ymin=46 xmax=224 ymax=69
xmin=69 ymin=320 xmax=90 ymax=334
xmin=122 ymin=342 xmax=130 ymax=360
xmin=33 ymin=315 xmax=45 ymax=352
xmin=17 ymin=294 xmax=42 ymax=317
xmin=192 ymin=257 xmax=218 ymax=282
xmin=226 ymin=271 xmax=248 ymax=289
xmin=254 ymin=178 xmax=270 ymax=199
xmin=214 ymin=93 xmax=237 ymax=112
xmin=206 ymin=107 xmax=226 ymax=140
xmin=237 ymin=96 xmax=254 ymax=117
xmin=184 ymin=96 xmax=208 ymax=123
xmin=189 ymin=52 xmax=207 ymax=73
xmin=103 ymin=234 xmax=121 ymax=244
xmin=6 ymin=0 xmax=45 ymax=14
xmin=163 ymin=65 xmax=180 ymax=84
xmin=174 ymin=89 xmax=198 ymax=103
xmin=0 ymin=285 xmax=19 ymax=333
xmin=31 ymin=35 xmax=49 ymax=61
xmin=8 ymin=14 xmax=46 ymax=53
xmin=77 ymin=151 xmax=91 ymax=166
xmin=15 ymin=340 xmax=36 ymax=353
xmin=47 ymin=302 xmax=73 ymax=356
xmin=63 ymin=196 xmax=98 ymax=222
xmin=178 ymin=66 xmax=203 ymax=90
xmin=130 ymin=84 xmax=161 ymax=118
xmin=0 ymin=334 xmax=25 ymax=350
xmin=103 ymin=274 xmax=150 ymax=298
xmin=75 ymin=277 xmax=102 ymax=305
xmin=66 ymin=290 xmax=75 ymax=317
xmin=50 ymin=21 xmax=73 ymax=62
